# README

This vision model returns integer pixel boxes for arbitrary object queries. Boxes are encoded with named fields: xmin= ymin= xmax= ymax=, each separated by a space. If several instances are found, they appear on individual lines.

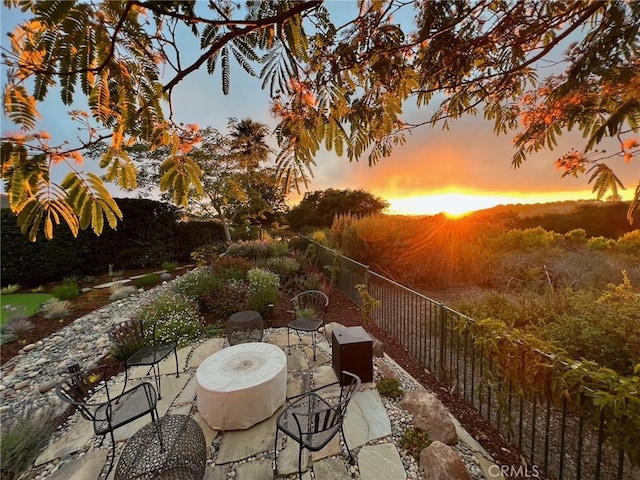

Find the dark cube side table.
xmin=332 ymin=326 xmax=373 ymax=386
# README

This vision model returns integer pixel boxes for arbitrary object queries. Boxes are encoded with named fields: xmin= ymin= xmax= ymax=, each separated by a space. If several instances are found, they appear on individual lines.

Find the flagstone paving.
xmin=24 ymin=327 xmax=501 ymax=480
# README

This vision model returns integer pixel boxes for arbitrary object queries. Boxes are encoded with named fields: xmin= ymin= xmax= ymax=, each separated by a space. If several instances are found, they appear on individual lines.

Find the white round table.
xmin=196 ymin=342 xmax=287 ymax=430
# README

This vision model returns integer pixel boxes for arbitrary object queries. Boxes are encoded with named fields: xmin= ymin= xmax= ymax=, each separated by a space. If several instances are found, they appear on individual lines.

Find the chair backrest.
xmin=337 ymin=371 xmax=361 ymax=411
xmin=290 ymin=370 xmax=360 ymax=450
xmin=55 ymin=364 xmax=106 ymax=421
xmin=108 ymin=319 xmax=145 ymax=348
xmin=291 ymin=290 xmax=329 ymax=320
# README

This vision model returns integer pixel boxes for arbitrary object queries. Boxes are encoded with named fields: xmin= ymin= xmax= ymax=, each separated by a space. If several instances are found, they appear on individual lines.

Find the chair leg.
xmin=341 ymin=424 xmax=356 ymax=465
xmin=311 ymin=331 xmax=317 ymax=361
xmin=122 ymin=363 xmax=130 ymax=395
xmin=287 ymin=327 xmax=291 ymax=355
xmin=150 ymin=363 xmax=162 ymax=400
xmin=105 ymin=430 xmax=117 ymax=477
xmin=173 ymin=347 xmax=180 ymax=378
xmin=273 ymin=427 xmax=279 ymax=475
xmin=298 ymin=443 xmax=303 ymax=480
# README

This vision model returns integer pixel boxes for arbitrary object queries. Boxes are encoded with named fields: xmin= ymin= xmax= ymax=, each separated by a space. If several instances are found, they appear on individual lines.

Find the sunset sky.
xmin=1 ymin=4 xmax=638 ymax=216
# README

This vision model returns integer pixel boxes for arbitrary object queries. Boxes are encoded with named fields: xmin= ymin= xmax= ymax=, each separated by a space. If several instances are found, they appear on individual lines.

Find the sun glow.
xmin=385 ymin=191 xmax=611 ymax=217
xmin=386 ymin=193 xmax=511 ymax=216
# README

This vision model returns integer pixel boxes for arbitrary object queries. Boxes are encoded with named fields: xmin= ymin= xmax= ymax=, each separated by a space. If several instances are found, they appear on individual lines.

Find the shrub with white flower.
xmin=134 ymin=293 xmax=202 ymax=346
xmin=246 ymin=268 xmax=279 ymax=316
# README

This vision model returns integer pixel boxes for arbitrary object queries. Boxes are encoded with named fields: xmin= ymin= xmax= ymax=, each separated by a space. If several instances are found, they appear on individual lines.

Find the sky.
xmin=1 ymin=2 xmax=638 ymax=217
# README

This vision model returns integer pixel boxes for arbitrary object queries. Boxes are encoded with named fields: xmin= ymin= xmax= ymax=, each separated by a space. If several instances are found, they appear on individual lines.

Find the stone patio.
xmin=32 ymin=329 xmax=501 ymax=480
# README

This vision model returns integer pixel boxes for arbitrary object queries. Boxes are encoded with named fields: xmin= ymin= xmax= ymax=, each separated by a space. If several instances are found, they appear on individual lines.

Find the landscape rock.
xmin=399 ymin=390 xmax=458 ymax=445
xmin=420 ymin=441 xmax=472 ymax=480
xmin=371 ymin=335 xmax=384 ymax=357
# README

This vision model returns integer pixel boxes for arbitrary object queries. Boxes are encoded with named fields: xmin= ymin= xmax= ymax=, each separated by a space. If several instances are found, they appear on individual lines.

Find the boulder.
xmin=371 ymin=336 xmax=384 ymax=357
xmin=399 ymin=390 xmax=458 ymax=445
xmin=378 ymin=359 xmax=401 ymax=381
xmin=420 ymin=441 xmax=472 ymax=480
xmin=323 ymin=322 xmax=345 ymax=345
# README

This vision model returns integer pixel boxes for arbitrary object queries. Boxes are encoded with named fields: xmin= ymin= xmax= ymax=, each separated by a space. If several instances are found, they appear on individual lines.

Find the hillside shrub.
xmin=586 ymin=236 xmax=613 ymax=250
xmin=456 ymin=274 xmax=640 ymax=375
xmin=615 ymin=230 xmax=640 ymax=255
xmin=492 ymin=227 xmax=563 ymax=252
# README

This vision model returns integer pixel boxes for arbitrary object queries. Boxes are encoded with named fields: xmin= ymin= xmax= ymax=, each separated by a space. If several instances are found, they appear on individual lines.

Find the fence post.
xmin=438 ymin=302 xmax=446 ymax=379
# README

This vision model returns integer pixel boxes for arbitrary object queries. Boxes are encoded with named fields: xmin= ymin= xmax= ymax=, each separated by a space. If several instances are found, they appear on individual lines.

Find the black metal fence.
xmin=305 ymin=237 xmax=638 ymax=480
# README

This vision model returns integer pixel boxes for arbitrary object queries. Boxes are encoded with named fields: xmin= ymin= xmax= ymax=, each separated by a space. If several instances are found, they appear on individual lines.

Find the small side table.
xmin=115 ymin=414 xmax=206 ymax=480
xmin=227 ymin=310 xmax=264 ymax=345
xmin=332 ymin=326 xmax=373 ymax=386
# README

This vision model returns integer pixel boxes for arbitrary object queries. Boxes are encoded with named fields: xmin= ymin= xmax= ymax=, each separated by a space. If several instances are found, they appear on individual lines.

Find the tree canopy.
xmin=1 ymin=0 xmax=639 ymax=240
xmin=287 ymin=188 xmax=389 ymax=229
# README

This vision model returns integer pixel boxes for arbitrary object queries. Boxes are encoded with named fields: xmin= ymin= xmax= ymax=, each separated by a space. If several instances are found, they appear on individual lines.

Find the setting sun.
xmin=386 ymin=193 xmax=512 ymax=216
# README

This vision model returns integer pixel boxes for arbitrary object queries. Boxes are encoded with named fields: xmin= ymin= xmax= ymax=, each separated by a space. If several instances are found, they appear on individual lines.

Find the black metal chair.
xmin=287 ymin=290 xmax=329 ymax=361
xmin=55 ymin=363 xmax=159 ymax=476
xmin=108 ymin=318 xmax=179 ymax=399
xmin=273 ymin=370 xmax=361 ymax=479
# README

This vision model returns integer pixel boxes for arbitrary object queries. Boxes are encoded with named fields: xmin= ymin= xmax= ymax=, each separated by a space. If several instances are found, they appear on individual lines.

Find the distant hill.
xmin=478 ymin=199 xmax=603 ymax=218
xmin=473 ymin=200 xmax=637 ymax=239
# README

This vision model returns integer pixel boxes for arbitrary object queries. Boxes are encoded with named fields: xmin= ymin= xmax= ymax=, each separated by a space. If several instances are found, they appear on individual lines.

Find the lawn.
xmin=0 ymin=293 xmax=53 ymax=325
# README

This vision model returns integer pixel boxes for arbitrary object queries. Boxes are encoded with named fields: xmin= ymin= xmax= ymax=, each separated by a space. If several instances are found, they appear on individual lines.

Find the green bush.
xmin=586 ymin=236 xmax=613 ymax=250
xmin=133 ymin=274 xmax=160 ymax=288
xmin=263 ymin=256 xmax=300 ymax=276
xmin=246 ymin=268 xmax=279 ymax=316
xmin=225 ymin=240 xmax=272 ymax=259
xmin=538 ymin=273 xmax=640 ymax=374
xmin=493 ymin=227 xmax=563 ymax=252
xmin=376 ymin=377 xmax=403 ymax=399
xmin=563 ymin=228 xmax=587 ymax=248
xmin=190 ymin=241 xmax=228 ymax=266
xmin=615 ymin=230 xmax=640 ymax=255
xmin=51 ymin=282 xmax=79 ymax=300
xmin=210 ymin=256 xmax=255 ymax=280
xmin=201 ymin=279 xmax=251 ymax=318
xmin=268 ymin=240 xmax=290 ymax=257
xmin=162 ymin=261 xmax=178 ymax=272
xmin=172 ymin=268 xmax=220 ymax=300
xmin=134 ymin=293 xmax=202 ymax=347
xmin=1 ymin=406 xmax=57 ymax=480
xmin=399 ymin=427 xmax=431 ymax=460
